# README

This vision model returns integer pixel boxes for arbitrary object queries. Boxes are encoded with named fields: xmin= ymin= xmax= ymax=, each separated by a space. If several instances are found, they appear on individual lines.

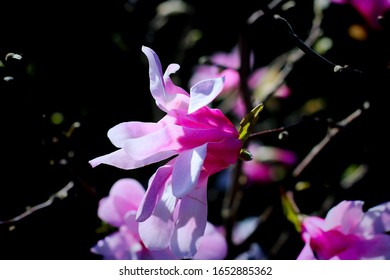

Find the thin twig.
xmin=293 ymin=103 xmax=369 ymax=177
xmin=0 ymin=181 xmax=75 ymax=225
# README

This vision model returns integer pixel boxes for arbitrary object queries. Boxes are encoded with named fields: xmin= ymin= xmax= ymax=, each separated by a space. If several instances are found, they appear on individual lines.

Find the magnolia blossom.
xmin=297 ymin=200 xmax=390 ymax=260
xmin=91 ymin=178 xmax=228 ymax=260
xmin=189 ymin=46 xmax=290 ymax=119
xmin=89 ymin=46 xmax=241 ymax=259
xmin=332 ymin=0 xmax=390 ymax=29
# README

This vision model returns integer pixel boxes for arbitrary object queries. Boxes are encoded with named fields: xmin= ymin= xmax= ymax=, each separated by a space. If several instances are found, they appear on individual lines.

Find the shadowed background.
xmin=0 ymin=0 xmax=389 ymax=259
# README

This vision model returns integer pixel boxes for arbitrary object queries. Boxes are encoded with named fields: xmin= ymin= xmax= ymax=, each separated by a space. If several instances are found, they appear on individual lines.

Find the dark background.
xmin=0 ymin=0 xmax=389 ymax=259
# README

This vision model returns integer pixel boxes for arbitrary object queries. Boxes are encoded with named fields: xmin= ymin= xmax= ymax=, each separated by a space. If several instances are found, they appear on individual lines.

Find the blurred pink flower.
xmin=89 ymin=46 xmax=241 ymax=259
xmin=332 ymin=0 xmax=390 ymax=29
xmin=189 ymin=45 xmax=244 ymax=95
xmin=189 ymin=46 xmax=290 ymax=119
xmin=242 ymin=142 xmax=297 ymax=184
xmin=91 ymin=178 xmax=228 ymax=260
xmin=298 ymin=200 xmax=390 ymax=260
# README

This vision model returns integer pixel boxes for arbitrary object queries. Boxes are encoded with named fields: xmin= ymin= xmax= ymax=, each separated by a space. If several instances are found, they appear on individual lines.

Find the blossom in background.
xmin=91 ymin=178 xmax=228 ymax=260
xmin=242 ymin=142 xmax=297 ymax=184
xmin=332 ymin=0 xmax=390 ymax=29
xmin=89 ymin=46 xmax=241 ymax=259
xmin=189 ymin=45 xmax=290 ymax=119
xmin=297 ymin=200 xmax=390 ymax=259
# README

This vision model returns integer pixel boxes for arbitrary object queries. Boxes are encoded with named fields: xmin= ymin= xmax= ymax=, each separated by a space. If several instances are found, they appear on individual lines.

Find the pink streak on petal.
xmin=188 ymin=77 xmax=225 ymax=114
xmin=172 ymin=144 xmax=207 ymax=198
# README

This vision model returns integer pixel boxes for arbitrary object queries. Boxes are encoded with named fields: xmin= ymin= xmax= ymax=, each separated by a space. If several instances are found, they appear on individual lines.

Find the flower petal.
xmin=138 ymin=184 xmax=178 ymax=250
xmin=349 ymin=234 xmax=390 ymax=260
xmin=136 ymin=162 xmax=174 ymax=222
xmin=172 ymin=144 xmax=207 ymax=198
xmin=89 ymin=148 xmax=155 ymax=170
xmin=296 ymin=242 xmax=317 ymax=260
xmin=122 ymin=124 xmax=184 ymax=161
xmin=324 ymin=200 xmax=364 ymax=233
xmin=203 ymin=139 xmax=242 ymax=174
xmin=142 ymin=45 xmax=170 ymax=112
xmin=170 ymin=177 xmax=208 ymax=259
xmin=107 ymin=121 xmax=165 ymax=148
xmin=98 ymin=178 xmax=145 ymax=227
xmin=188 ymin=77 xmax=225 ymax=114
xmin=358 ymin=201 xmax=390 ymax=235
xmin=89 ymin=146 xmax=177 ymax=170
xmin=193 ymin=223 xmax=228 ymax=260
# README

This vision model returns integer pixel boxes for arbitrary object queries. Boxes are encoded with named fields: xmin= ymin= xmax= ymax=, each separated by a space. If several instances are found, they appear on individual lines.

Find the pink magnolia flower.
xmin=332 ymin=0 xmax=390 ymax=29
xmin=298 ymin=200 xmax=390 ymax=260
xmin=91 ymin=178 xmax=228 ymax=260
xmin=89 ymin=46 xmax=241 ymax=259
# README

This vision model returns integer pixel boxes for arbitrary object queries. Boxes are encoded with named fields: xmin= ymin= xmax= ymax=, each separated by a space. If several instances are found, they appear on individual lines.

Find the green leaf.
xmin=238 ymin=103 xmax=264 ymax=143
xmin=280 ymin=190 xmax=302 ymax=232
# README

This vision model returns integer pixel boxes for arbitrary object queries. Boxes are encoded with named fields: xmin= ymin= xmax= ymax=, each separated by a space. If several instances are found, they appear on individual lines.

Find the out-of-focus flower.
xmin=91 ymin=178 xmax=228 ymax=260
xmin=242 ymin=142 xmax=297 ymax=184
xmin=297 ymin=200 xmax=390 ymax=260
xmin=235 ymin=243 xmax=267 ymax=260
xmin=332 ymin=0 xmax=390 ymax=29
xmin=89 ymin=46 xmax=241 ymax=259
xmin=189 ymin=46 xmax=290 ymax=119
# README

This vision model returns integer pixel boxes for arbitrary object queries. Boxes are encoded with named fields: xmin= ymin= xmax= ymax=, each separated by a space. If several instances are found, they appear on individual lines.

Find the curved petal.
xmin=136 ymin=163 xmax=174 ymax=222
xmin=107 ymin=121 xmax=165 ymax=148
xmin=138 ymin=184 xmax=178 ymax=250
xmin=122 ymin=124 xmax=184 ymax=161
xmin=358 ymin=201 xmax=390 ymax=235
xmin=324 ymin=200 xmax=364 ymax=233
xmin=170 ymin=176 xmax=208 ymax=259
xmin=193 ymin=223 xmax=227 ymax=260
xmin=172 ymin=144 xmax=207 ymax=198
xmin=98 ymin=178 xmax=145 ymax=227
xmin=89 ymin=149 xmax=154 ymax=170
xmin=142 ymin=45 xmax=170 ymax=113
xmin=188 ymin=77 xmax=225 ymax=114
xmin=89 ymin=148 xmax=176 ymax=170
